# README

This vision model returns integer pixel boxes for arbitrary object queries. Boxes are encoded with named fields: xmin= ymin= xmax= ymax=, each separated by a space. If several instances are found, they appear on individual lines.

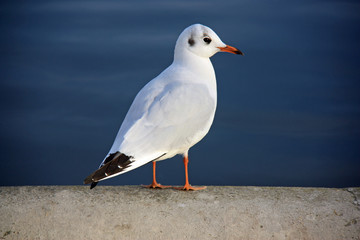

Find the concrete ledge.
xmin=0 ymin=186 xmax=359 ymax=239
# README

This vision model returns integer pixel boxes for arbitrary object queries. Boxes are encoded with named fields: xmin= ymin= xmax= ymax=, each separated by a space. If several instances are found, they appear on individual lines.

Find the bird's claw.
xmin=173 ymin=184 xmax=206 ymax=191
xmin=142 ymin=182 xmax=172 ymax=189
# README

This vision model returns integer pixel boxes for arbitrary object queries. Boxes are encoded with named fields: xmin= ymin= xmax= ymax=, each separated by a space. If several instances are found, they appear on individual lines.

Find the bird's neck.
xmin=172 ymin=48 xmax=217 ymax=100
xmin=173 ymin=48 xmax=215 ymax=81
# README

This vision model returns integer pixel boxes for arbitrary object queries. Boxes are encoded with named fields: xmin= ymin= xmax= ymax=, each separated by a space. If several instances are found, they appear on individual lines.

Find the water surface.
xmin=1 ymin=0 xmax=359 ymax=187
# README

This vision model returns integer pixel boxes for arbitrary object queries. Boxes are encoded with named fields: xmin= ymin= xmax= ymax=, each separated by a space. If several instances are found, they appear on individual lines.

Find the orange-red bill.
xmin=218 ymin=45 xmax=244 ymax=55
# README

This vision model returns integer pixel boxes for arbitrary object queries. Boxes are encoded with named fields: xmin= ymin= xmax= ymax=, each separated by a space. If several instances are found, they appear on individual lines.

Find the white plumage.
xmin=84 ymin=23 xmax=243 ymax=190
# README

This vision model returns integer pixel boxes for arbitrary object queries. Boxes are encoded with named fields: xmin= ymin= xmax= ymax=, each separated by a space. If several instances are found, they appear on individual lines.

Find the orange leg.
xmin=143 ymin=161 xmax=171 ymax=189
xmin=174 ymin=155 xmax=206 ymax=191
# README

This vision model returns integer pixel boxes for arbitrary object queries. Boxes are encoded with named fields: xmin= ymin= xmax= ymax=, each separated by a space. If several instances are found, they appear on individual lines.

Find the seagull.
xmin=84 ymin=23 xmax=243 ymax=191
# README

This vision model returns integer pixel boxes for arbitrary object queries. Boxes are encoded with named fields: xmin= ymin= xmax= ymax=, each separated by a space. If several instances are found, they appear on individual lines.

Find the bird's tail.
xmin=83 ymin=151 xmax=133 ymax=189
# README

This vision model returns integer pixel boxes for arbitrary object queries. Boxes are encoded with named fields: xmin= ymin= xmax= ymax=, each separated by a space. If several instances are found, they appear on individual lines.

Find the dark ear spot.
xmin=188 ymin=38 xmax=195 ymax=46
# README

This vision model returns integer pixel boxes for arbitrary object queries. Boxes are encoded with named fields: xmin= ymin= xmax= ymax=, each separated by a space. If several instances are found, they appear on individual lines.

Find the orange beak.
xmin=218 ymin=45 xmax=244 ymax=55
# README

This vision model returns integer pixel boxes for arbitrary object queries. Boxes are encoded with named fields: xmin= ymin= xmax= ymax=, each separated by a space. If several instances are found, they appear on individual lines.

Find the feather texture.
xmin=84 ymin=152 xmax=133 ymax=185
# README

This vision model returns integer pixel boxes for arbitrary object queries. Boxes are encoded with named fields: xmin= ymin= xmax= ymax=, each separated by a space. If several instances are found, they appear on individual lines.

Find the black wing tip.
xmin=83 ymin=151 xmax=133 ymax=189
xmin=83 ymin=175 xmax=93 ymax=185
xmin=84 ymin=176 xmax=98 ymax=189
xmin=83 ymin=175 xmax=98 ymax=189
xmin=90 ymin=182 xmax=98 ymax=189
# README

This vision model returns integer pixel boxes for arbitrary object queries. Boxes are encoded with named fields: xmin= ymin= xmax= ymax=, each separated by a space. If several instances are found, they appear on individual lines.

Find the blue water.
xmin=1 ymin=0 xmax=359 ymax=187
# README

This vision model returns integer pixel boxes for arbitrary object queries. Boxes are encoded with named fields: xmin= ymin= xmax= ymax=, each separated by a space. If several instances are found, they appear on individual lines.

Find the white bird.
xmin=84 ymin=23 xmax=243 ymax=191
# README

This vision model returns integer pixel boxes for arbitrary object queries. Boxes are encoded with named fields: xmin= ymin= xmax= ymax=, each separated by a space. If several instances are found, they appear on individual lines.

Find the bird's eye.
xmin=203 ymin=37 xmax=212 ymax=44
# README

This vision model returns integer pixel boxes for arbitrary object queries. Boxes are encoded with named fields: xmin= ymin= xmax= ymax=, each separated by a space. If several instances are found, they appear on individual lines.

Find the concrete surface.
xmin=0 ymin=186 xmax=359 ymax=240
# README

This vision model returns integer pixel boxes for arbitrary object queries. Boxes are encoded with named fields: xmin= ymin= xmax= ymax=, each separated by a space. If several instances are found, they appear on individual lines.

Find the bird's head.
xmin=175 ymin=23 xmax=244 ymax=59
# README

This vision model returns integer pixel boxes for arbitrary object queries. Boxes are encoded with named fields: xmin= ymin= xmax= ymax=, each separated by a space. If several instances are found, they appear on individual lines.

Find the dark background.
xmin=1 ymin=0 xmax=359 ymax=187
